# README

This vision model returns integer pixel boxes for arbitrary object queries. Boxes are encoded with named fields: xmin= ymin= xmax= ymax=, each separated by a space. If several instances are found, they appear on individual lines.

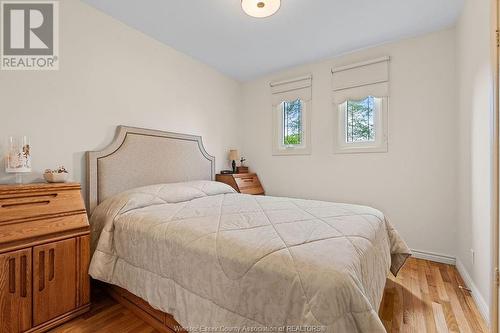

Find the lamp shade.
xmin=228 ymin=150 xmax=240 ymax=161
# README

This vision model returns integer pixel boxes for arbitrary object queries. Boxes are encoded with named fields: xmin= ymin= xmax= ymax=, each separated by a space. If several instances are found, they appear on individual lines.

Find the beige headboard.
xmin=86 ymin=126 xmax=215 ymax=213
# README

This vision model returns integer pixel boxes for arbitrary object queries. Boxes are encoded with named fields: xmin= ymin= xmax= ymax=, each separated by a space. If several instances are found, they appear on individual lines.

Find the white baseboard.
xmin=455 ymin=259 xmax=490 ymax=325
xmin=410 ymin=249 xmax=489 ymax=325
xmin=408 ymin=249 xmax=489 ymax=326
xmin=410 ymin=248 xmax=456 ymax=265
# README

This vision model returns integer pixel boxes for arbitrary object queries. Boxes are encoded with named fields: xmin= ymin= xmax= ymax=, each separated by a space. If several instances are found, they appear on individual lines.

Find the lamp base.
xmin=232 ymin=160 xmax=236 ymax=173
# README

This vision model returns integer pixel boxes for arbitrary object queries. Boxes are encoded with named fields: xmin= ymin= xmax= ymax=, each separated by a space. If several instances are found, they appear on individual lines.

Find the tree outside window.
xmin=282 ymin=99 xmax=302 ymax=145
xmin=346 ymin=96 xmax=375 ymax=143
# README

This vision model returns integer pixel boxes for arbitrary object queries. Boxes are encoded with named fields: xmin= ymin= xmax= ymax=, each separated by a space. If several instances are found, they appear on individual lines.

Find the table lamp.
xmin=228 ymin=149 xmax=239 ymax=174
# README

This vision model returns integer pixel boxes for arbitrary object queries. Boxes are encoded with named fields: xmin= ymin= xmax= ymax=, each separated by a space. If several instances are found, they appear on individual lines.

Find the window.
xmin=336 ymin=96 xmax=387 ymax=153
xmin=332 ymin=56 xmax=390 ymax=153
xmin=271 ymin=75 xmax=312 ymax=155
xmin=345 ymin=96 xmax=375 ymax=143
xmin=282 ymin=99 xmax=303 ymax=147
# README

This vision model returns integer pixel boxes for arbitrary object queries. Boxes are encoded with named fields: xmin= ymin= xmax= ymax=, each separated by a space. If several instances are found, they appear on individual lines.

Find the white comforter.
xmin=89 ymin=181 xmax=410 ymax=333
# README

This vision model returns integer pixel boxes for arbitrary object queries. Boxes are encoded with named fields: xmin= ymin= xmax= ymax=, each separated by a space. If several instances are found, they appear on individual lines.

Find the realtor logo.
xmin=1 ymin=1 xmax=59 ymax=70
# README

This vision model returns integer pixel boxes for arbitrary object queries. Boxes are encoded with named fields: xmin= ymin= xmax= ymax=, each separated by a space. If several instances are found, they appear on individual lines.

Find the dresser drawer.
xmin=233 ymin=174 xmax=261 ymax=189
xmin=0 ymin=214 xmax=89 ymax=250
xmin=0 ymin=189 xmax=86 ymax=224
xmin=0 ymin=182 xmax=90 ymax=332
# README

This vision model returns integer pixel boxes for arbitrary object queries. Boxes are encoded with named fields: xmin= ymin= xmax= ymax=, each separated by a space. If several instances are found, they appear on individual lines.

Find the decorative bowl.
xmin=43 ymin=172 xmax=68 ymax=183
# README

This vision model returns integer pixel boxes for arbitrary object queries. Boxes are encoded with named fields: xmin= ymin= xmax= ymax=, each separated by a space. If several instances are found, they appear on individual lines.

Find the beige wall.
xmin=0 ymin=0 xmax=242 ymax=198
xmin=241 ymin=29 xmax=458 ymax=260
xmin=241 ymin=10 xmax=494 ymax=322
xmin=456 ymin=0 xmax=493 ymax=321
xmin=0 ymin=0 xmax=493 ymax=323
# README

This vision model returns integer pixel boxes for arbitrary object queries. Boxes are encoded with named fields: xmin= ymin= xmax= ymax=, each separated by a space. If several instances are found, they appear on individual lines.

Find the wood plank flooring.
xmin=49 ymin=258 xmax=488 ymax=333
xmin=380 ymin=258 xmax=488 ymax=333
xmin=48 ymin=290 xmax=157 ymax=333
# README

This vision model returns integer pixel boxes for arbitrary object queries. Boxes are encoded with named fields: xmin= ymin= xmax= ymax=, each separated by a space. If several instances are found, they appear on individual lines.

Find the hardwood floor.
xmin=49 ymin=258 xmax=488 ymax=333
xmin=380 ymin=258 xmax=488 ymax=333
xmin=48 ymin=290 xmax=157 ymax=333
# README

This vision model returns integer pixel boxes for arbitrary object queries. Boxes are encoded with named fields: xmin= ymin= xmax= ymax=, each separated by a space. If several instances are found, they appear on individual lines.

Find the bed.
xmin=87 ymin=126 xmax=411 ymax=333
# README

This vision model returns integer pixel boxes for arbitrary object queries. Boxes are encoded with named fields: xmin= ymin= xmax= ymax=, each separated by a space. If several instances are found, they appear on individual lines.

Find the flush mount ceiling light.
xmin=241 ymin=0 xmax=281 ymax=18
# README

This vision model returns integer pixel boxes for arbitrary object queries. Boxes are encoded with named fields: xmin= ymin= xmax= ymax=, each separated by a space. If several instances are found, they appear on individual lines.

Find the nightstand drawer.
xmin=240 ymin=186 xmax=265 ymax=195
xmin=0 ymin=188 xmax=85 ymax=224
xmin=216 ymin=172 xmax=265 ymax=195
xmin=233 ymin=174 xmax=261 ymax=189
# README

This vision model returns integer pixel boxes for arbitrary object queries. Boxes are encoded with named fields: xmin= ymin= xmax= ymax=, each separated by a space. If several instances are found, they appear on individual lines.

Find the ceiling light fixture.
xmin=241 ymin=0 xmax=281 ymax=18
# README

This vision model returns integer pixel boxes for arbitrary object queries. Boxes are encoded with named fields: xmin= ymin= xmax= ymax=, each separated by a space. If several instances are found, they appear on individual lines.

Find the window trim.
xmin=334 ymin=96 xmax=388 ymax=154
xmin=273 ymin=98 xmax=311 ymax=155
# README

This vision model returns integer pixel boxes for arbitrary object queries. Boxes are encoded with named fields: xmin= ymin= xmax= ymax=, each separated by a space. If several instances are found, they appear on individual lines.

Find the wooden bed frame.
xmin=87 ymin=125 xmax=216 ymax=332
xmin=104 ymin=283 xmax=183 ymax=333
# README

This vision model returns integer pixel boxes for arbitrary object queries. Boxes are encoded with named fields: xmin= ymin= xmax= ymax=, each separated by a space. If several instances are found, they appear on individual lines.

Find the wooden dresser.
xmin=0 ymin=183 xmax=91 ymax=333
xmin=215 ymin=173 xmax=265 ymax=195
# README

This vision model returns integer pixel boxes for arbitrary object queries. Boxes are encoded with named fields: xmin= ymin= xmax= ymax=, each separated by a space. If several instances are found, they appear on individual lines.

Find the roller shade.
xmin=331 ymin=56 xmax=390 ymax=104
xmin=271 ymin=74 xmax=312 ymax=105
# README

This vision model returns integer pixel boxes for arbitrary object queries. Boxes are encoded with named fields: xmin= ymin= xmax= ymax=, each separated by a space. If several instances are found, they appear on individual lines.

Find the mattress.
xmin=89 ymin=181 xmax=410 ymax=332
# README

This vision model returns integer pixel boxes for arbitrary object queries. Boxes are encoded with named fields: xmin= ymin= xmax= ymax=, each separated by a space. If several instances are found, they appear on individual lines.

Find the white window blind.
xmin=331 ymin=56 xmax=390 ymax=104
xmin=270 ymin=74 xmax=312 ymax=155
xmin=271 ymin=75 xmax=312 ymax=106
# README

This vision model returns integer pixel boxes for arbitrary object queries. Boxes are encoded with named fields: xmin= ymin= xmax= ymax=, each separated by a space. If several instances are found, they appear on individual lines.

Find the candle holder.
xmin=5 ymin=136 xmax=31 ymax=184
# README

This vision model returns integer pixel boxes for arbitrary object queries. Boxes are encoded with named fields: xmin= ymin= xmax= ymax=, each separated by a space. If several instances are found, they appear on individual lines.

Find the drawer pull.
xmin=8 ymin=258 xmax=15 ymax=294
xmin=0 ymin=193 xmax=57 ymax=202
xmin=20 ymin=255 xmax=27 ymax=297
xmin=1 ymin=200 xmax=51 ymax=209
xmin=49 ymin=249 xmax=55 ymax=281
xmin=39 ymin=251 xmax=45 ymax=291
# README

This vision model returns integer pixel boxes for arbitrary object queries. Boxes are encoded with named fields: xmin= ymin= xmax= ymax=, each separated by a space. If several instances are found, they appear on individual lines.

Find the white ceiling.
xmin=82 ymin=0 xmax=464 ymax=81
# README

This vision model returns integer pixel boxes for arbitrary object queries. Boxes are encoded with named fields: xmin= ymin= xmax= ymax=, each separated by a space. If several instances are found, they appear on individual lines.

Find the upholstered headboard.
xmin=86 ymin=126 xmax=215 ymax=213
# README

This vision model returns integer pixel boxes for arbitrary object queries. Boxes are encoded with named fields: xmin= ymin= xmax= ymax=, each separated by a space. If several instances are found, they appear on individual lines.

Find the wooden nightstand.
xmin=216 ymin=173 xmax=265 ymax=195
xmin=0 ymin=183 xmax=91 ymax=333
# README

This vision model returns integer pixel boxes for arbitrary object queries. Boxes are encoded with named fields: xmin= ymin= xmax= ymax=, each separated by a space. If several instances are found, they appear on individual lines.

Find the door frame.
xmin=492 ymin=0 xmax=499 ymax=332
